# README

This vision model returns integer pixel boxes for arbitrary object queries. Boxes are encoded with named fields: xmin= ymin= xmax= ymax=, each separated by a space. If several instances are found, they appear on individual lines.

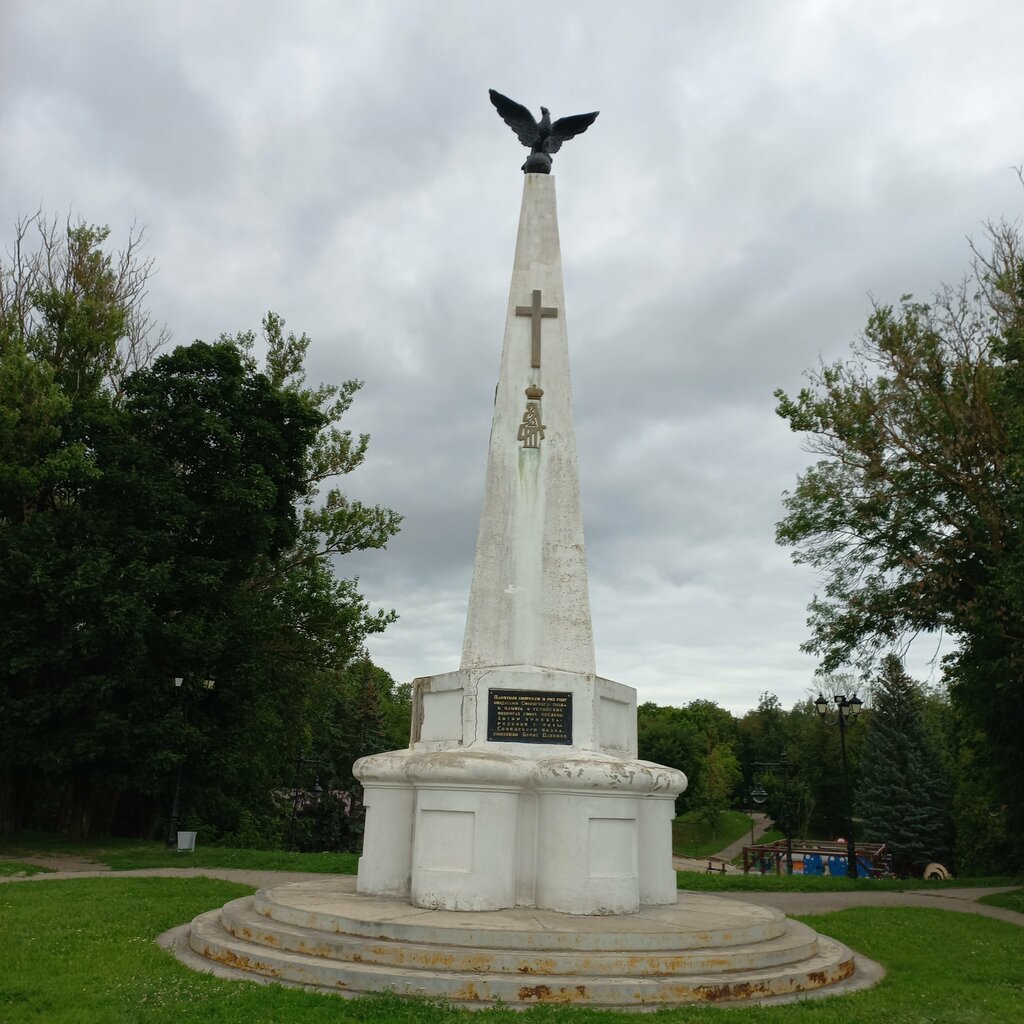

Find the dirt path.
xmin=672 ymin=854 xmax=743 ymax=874
xmin=0 ymin=854 xmax=111 ymax=874
xmin=0 ymin=864 xmax=334 ymax=888
xmin=711 ymin=886 xmax=1024 ymax=927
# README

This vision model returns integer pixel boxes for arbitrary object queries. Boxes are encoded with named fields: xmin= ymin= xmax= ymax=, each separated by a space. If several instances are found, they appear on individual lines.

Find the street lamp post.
xmin=288 ymin=751 xmax=325 ymax=851
xmin=166 ymin=761 xmax=185 ymax=847
xmin=814 ymin=691 xmax=863 ymax=879
xmin=752 ymin=757 xmax=796 ymax=875
xmin=165 ymin=674 xmax=215 ymax=848
xmin=745 ymin=788 xmax=762 ymax=846
xmin=748 ymin=784 xmax=767 ymax=873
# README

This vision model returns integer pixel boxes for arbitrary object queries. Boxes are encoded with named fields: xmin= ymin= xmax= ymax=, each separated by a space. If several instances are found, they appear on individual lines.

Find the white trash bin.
xmin=176 ymin=831 xmax=197 ymax=852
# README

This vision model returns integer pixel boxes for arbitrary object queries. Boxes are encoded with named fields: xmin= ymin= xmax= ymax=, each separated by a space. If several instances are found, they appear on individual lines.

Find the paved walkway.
xmin=3 ymin=856 xmax=1021 ymax=927
xmin=715 ymin=812 xmax=773 ymax=861
xmin=0 ymin=858 xmax=335 ymax=890
xmin=670 ymin=812 xmax=772 ymax=875
xmin=712 ymin=886 xmax=1024 ymax=927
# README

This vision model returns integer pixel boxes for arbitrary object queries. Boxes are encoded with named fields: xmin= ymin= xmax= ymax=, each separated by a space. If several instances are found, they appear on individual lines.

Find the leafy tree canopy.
xmin=776 ymin=197 xmax=1024 ymax=868
xmin=0 ymin=216 xmax=401 ymax=841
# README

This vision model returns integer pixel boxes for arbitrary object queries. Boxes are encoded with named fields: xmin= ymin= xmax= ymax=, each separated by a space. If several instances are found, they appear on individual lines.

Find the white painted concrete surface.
xmin=461 ymin=173 xmax=594 ymax=676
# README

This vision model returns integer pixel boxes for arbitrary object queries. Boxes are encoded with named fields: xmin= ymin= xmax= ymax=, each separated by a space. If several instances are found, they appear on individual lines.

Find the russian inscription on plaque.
xmin=487 ymin=689 xmax=573 ymax=744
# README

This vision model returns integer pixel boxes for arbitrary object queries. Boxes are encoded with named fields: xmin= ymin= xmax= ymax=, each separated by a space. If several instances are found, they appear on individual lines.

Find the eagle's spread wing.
xmin=546 ymin=111 xmax=600 ymax=154
xmin=489 ymin=89 xmax=538 ymax=147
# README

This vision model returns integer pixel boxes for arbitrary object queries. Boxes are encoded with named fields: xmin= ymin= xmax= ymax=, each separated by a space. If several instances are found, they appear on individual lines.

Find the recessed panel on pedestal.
xmin=588 ymin=817 xmax=637 ymax=878
xmin=416 ymin=809 xmax=474 ymax=872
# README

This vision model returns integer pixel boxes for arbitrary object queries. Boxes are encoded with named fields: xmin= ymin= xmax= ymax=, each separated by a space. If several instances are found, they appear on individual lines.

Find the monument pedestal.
xmin=356 ymin=666 xmax=684 ymax=914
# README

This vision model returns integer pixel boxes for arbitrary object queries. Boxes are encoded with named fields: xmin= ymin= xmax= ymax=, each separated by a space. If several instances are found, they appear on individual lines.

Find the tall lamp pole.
xmin=288 ymin=751 xmax=325 ymax=851
xmin=814 ymin=691 xmax=863 ymax=879
xmin=744 ymin=789 xmax=760 ymax=847
xmin=165 ymin=677 xmax=186 ymax=847
xmin=752 ymin=756 xmax=796 ymax=875
xmin=165 ymin=674 xmax=215 ymax=848
xmin=749 ymin=785 xmax=768 ymax=874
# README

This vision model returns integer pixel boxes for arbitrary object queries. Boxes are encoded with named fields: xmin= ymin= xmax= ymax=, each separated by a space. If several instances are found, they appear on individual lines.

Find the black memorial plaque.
xmin=486 ymin=689 xmax=573 ymax=745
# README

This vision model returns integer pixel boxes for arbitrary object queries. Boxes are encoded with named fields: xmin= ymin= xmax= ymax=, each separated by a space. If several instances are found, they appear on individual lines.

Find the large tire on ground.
xmin=924 ymin=862 xmax=952 ymax=880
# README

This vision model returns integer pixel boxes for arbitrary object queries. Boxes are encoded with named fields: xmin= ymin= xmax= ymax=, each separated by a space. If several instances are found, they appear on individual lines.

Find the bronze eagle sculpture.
xmin=489 ymin=89 xmax=599 ymax=174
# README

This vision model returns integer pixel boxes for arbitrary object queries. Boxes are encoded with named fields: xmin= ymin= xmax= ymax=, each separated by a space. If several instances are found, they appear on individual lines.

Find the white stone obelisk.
xmin=461 ymin=173 xmax=594 ymax=676
xmin=354 ymin=174 xmax=686 ymax=916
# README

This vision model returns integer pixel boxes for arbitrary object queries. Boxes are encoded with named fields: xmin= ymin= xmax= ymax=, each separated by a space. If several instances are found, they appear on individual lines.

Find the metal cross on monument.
xmin=515 ymin=289 xmax=558 ymax=368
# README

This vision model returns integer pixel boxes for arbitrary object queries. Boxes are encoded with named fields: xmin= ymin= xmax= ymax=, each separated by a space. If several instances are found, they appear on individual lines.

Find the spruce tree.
xmin=856 ymin=656 xmax=954 ymax=872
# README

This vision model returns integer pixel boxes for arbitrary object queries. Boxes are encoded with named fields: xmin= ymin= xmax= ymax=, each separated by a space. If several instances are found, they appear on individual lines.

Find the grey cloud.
xmin=2 ymin=0 xmax=1021 ymax=711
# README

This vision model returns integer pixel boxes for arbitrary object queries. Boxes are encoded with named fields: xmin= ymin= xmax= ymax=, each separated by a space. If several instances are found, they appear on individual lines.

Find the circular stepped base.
xmin=184 ymin=877 xmax=867 ymax=1008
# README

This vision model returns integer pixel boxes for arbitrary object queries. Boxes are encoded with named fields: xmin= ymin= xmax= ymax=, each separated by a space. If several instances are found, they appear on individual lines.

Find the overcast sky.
xmin=3 ymin=1 xmax=1022 ymax=714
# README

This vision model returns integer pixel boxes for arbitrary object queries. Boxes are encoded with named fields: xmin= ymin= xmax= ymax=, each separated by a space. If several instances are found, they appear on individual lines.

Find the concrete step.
xmin=189 ymin=904 xmax=856 ymax=1007
xmin=222 ymin=895 xmax=822 ymax=976
xmin=252 ymin=878 xmax=788 ymax=951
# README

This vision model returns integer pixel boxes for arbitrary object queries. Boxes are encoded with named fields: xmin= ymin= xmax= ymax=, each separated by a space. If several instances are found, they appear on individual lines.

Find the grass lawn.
xmin=0 ymin=876 xmax=1021 ymax=1022
xmin=0 ymin=832 xmax=358 ymax=874
xmin=0 ymin=861 xmax=54 ymax=877
xmin=671 ymin=809 xmax=756 ymax=858
xmin=979 ymin=887 xmax=1024 ymax=914
xmin=676 ymin=869 xmax=1024 ymax=893
xmin=5 ymin=831 xmax=1017 ymax=902
xmin=5 ymin=831 xmax=1017 ymax=898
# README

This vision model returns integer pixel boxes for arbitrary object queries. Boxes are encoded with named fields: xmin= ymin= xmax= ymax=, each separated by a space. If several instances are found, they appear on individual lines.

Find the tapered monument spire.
xmin=461 ymin=174 xmax=594 ymax=675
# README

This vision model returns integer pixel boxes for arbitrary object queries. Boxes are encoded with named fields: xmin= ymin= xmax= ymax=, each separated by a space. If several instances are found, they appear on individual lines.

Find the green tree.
xmin=758 ymin=771 xmax=813 ymax=843
xmin=637 ymin=699 xmax=740 ymax=815
xmin=953 ymin=733 xmax=1012 ymax=874
xmin=775 ymin=207 xmax=1024 ymax=869
xmin=680 ymin=699 xmax=738 ymax=749
xmin=0 ymin=217 xmax=171 ymax=835
xmin=737 ymin=693 xmax=788 ymax=769
xmin=285 ymin=659 xmax=413 ymax=852
xmin=856 ymin=656 xmax=954 ymax=872
xmin=693 ymin=742 xmax=741 ymax=837
xmin=0 ymin=214 xmax=167 ymax=398
xmin=637 ymin=703 xmax=701 ymax=774
xmin=0 ymin=218 xmax=402 ymax=839
xmin=125 ymin=320 xmax=402 ymax=845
